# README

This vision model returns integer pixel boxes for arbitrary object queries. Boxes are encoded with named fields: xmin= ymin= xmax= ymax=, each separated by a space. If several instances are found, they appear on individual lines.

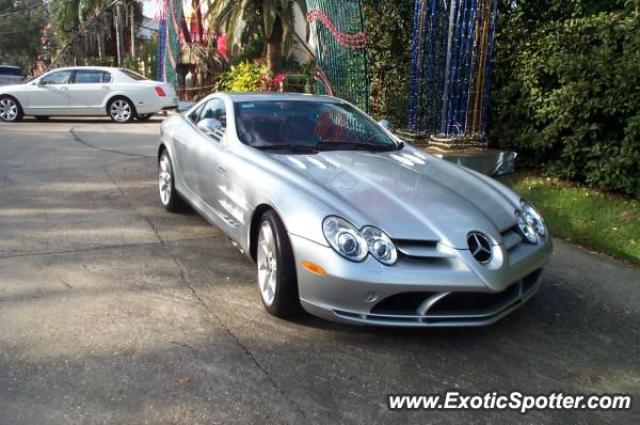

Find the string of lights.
xmin=407 ymin=0 xmax=498 ymax=143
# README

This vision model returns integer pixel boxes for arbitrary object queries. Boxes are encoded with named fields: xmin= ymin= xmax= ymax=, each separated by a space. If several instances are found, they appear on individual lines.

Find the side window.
xmin=189 ymin=103 xmax=205 ymax=123
xmin=73 ymin=70 xmax=105 ymax=84
xmin=199 ymin=99 xmax=227 ymax=128
xmin=40 ymin=70 xmax=72 ymax=85
xmin=101 ymin=71 xmax=112 ymax=83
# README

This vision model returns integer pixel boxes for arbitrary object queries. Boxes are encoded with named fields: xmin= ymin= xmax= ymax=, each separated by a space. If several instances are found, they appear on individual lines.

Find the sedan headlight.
xmin=322 ymin=216 xmax=368 ymax=262
xmin=521 ymin=200 xmax=546 ymax=237
xmin=322 ymin=217 xmax=398 ymax=265
xmin=362 ymin=226 xmax=398 ymax=265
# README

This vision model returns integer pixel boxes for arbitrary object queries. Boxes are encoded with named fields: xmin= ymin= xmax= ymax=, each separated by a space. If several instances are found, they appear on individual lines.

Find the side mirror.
xmin=197 ymin=118 xmax=224 ymax=138
xmin=378 ymin=119 xmax=395 ymax=132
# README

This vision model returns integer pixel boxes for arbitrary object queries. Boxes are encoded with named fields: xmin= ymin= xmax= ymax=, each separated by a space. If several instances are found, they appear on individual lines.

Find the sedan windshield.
xmin=234 ymin=100 xmax=400 ymax=152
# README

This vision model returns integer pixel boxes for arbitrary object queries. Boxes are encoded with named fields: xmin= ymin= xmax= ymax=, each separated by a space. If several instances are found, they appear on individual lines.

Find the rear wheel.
xmin=137 ymin=113 xmax=153 ymax=122
xmin=0 ymin=96 xmax=23 ymax=122
xmin=108 ymin=97 xmax=135 ymax=123
xmin=256 ymin=210 xmax=301 ymax=318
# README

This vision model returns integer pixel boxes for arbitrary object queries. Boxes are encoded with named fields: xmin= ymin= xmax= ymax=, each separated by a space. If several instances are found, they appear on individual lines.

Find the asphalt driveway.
xmin=0 ymin=118 xmax=638 ymax=424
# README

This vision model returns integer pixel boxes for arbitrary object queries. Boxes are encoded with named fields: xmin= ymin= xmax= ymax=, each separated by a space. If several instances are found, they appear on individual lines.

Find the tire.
xmin=256 ymin=210 xmax=301 ymax=318
xmin=137 ymin=113 xmax=153 ymax=122
xmin=35 ymin=116 xmax=49 ymax=121
xmin=108 ymin=97 xmax=136 ymax=123
xmin=0 ymin=95 xmax=24 ymax=122
xmin=158 ymin=151 xmax=187 ymax=212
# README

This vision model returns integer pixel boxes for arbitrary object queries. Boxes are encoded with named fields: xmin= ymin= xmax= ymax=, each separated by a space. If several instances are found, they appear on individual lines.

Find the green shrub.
xmin=219 ymin=61 xmax=268 ymax=92
xmin=490 ymin=4 xmax=640 ymax=198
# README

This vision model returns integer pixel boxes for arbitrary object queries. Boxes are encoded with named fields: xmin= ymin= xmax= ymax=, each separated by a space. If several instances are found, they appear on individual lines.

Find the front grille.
xmin=429 ymin=283 xmax=519 ymax=314
xmin=395 ymin=240 xmax=456 ymax=266
xmin=338 ymin=269 xmax=543 ymax=325
xmin=371 ymin=292 xmax=436 ymax=315
xmin=501 ymin=226 xmax=523 ymax=251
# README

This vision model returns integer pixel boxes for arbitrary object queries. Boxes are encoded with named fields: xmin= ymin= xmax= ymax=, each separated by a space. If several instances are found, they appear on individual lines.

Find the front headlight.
xmin=322 ymin=217 xmax=398 ymax=265
xmin=362 ymin=226 xmax=398 ymax=265
xmin=515 ymin=210 xmax=539 ymax=244
xmin=521 ymin=200 xmax=546 ymax=237
xmin=322 ymin=216 xmax=368 ymax=262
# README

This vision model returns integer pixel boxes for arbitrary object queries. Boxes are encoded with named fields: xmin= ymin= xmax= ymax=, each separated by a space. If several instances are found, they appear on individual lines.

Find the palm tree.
xmin=206 ymin=0 xmax=307 ymax=73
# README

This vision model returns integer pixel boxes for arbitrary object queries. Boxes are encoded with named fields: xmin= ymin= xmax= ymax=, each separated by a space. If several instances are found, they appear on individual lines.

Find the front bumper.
xmin=290 ymin=234 xmax=552 ymax=327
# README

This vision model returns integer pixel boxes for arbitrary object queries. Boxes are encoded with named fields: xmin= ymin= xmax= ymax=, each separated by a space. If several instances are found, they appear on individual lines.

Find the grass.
xmin=499 ymin=173 xmax=640 ymax=264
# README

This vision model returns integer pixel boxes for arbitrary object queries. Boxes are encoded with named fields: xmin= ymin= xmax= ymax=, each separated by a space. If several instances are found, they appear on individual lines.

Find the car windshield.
xmin=234 ymin=100 xmax=400 ymax=152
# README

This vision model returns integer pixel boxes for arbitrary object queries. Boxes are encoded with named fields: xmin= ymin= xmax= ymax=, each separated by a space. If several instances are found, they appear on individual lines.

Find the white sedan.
xmin=0 ymin=66 xmax=178 ymax=123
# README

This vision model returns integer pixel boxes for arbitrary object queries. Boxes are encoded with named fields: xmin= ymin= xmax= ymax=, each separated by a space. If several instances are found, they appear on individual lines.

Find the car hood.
xmin=267 ymin=148 xmax=518 ymax=249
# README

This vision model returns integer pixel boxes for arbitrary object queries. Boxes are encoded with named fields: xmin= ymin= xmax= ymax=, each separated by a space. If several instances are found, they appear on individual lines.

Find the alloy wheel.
xmin=158 ymin=155 xmax=173 ymax=206
xmin=0 ymin=98 xmax=19 ymax=122
xmin=110 ymin=99 xmax=132 ymax=123
xmin=257 ymin=221 xmax=278 ymax=306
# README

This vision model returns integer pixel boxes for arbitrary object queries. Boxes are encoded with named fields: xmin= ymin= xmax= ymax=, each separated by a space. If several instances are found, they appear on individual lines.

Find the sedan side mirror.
xmin=378 ymin=119 xmax=395 ymax=132
xmin=197 ymin=118 xmax=224 ymax=139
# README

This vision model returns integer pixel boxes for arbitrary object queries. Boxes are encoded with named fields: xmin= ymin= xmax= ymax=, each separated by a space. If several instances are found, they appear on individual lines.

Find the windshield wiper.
xmin=254 ymin=144 xmax=318 ymax=153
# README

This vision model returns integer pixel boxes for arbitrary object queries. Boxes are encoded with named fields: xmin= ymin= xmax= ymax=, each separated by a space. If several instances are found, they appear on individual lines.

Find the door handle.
xmin=58 ymin=86 xmax=68 ymax=90
xmin=216 ymin=166 xmax=226 ymax=175
xmin=100 ymin=86 xmax=109 ymax=90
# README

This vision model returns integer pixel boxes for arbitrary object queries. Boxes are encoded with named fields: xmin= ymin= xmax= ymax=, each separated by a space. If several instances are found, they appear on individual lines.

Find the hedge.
xmin=490 ymin=5 xmax=640 ymax=198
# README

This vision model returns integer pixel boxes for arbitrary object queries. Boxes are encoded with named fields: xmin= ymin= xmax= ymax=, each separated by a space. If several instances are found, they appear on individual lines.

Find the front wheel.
xmin=0 ymin=96 xmax=23 ymax=122
xmin=108 ymin=97 xmax=135 ymax=123
xmin=158 ymin=151 xmax=187 ymax=212
xmin=256 ymin=211 xmax=301 ymax=318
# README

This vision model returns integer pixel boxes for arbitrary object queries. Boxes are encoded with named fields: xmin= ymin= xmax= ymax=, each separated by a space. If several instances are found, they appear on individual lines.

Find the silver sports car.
xmin=158 ymin=93 xmax=552 ymax=327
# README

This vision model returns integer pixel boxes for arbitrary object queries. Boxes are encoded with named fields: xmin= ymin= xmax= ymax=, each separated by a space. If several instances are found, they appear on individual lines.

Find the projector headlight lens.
xmin=322 ymin=216 xmax=367 ymax=262
xmin=521 ymin=200 xmax=546 ymax=237
xmin=362 ymin=226 xmax=398 ymax=266
xmin=516 ymin=209 xmax=539 ymax=244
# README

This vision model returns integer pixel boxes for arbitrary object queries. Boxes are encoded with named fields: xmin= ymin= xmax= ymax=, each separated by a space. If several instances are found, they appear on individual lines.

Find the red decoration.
xmin=306 ymin=8 xmax=367 ymax=50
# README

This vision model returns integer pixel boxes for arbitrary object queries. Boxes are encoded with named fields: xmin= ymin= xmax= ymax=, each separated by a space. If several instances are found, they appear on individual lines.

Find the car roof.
xmin=0 ymin=65 xmax=21 ymax=69
xmin=47 ymin=66 xmax=122 ymax=72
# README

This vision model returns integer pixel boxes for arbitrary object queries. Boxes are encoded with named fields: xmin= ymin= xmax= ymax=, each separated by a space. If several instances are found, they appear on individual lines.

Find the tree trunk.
xmin=265 ymin=16 xmax=283 ymax=74
xmin=130 ymin=3 xmax=136 ymax=58
xmin=115 ymin=4 xmax=123 ymax=66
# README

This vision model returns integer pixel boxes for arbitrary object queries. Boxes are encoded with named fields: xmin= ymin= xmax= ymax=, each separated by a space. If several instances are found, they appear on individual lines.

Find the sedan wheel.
xmin=158 ymin=151 xmax=186 ymax=212
xmin=0 ymin=96 xmax=23 ymax=122
xmin=109 ymin=98 xmax=135 ymax=123
xmin=256 ymin=211 xmax=301 ymax=317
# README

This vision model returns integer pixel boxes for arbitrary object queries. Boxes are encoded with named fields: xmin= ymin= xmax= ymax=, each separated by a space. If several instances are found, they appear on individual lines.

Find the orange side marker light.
xmin=302 ymin=261 xmax=326 ymax=276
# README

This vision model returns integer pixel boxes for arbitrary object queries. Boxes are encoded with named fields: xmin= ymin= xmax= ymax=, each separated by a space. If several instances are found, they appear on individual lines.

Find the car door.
xmin=26 ymin=70 xmax=72 ymax=112
xmin=192 ymin=98 xmax=228 ymax=215
xmin=172 ymin=102 xmax=205 ymax=194
xmin=67 ymin=69 xmax=112 ymax=112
